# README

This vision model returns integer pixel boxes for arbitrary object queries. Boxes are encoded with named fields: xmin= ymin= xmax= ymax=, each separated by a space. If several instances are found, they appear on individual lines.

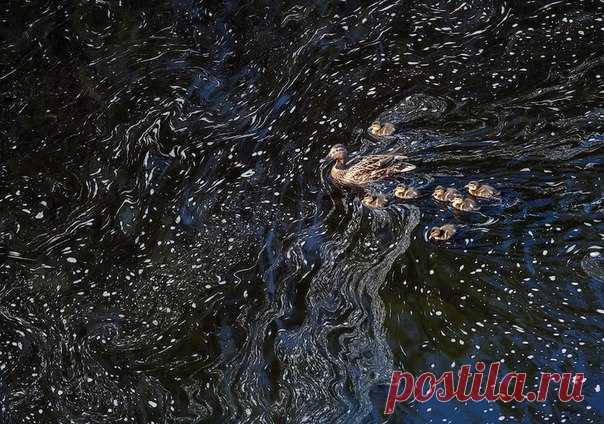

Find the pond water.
xmin=1 ymin=0 xmax=603 ymax=423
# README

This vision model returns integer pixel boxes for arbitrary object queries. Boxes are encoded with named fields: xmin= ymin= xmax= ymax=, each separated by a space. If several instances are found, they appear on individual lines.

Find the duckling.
xmin=325 ymin=144 xmax=416 ymax=187
xmin=466 ymin=181 xmax=500 ymax=199
xmin=432 ymin=186 xmax=446 ymax=201
xmin=432 ymin=186 xmax=460 ymax=202
xmin=451 ymin=195 xmax=480 ymax=212
xmin=429 ymin=224 xmax=456 ymax=241
xmin=445 ymin=187 xmax=461 ymax=201
xmin=394 ymin=184 xmax=419 ymax=200
xmin=362 ymin=193 xmax=388 ymax=208
xmin=369 ymin=121 xmax=396 ymax=137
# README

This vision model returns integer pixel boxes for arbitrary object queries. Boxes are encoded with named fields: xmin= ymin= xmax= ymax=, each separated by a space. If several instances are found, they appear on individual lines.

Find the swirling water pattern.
xmin=0 ymin=0 xmax=603 ymax=423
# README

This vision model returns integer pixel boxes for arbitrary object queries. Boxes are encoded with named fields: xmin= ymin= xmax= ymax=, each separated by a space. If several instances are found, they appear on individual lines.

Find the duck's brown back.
xmin=330 ymin=165 xmax=359 ymax=186
xmin=332 ymin=155 xmax=415 ymax=186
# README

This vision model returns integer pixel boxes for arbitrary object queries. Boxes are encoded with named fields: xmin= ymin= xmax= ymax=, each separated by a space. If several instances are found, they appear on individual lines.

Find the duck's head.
xmin=466 ymin=181 xmax=479 ymax=191
xmin=326 ymin=144 xmax=348 ymax=162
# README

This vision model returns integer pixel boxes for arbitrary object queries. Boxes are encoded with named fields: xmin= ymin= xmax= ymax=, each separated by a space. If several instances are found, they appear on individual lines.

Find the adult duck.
xmin=325 ymin=144 xmax=415 ymax=187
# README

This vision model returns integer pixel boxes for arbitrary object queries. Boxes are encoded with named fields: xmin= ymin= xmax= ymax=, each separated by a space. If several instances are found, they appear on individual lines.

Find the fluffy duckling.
xmin=394 ymin=185 xmax=419 ymax=199
xmin=445 ymin=187 xmax=461 ymax=201
xmin=326 ymin=144 xmax=416 ymax=187
xmin=362 ymin=193 xmax=388 ymax=208
xmin=429 ymin=224 xmax=456 ymax=241
xmin=432 ymin=186 xmax=446 ymax=201
xmin=432 ymin=186 xmax=460 ymax=202
xmin=369 ymin=121 xmax=396 ymax=137
xmin=466 ymin=181 xmax=500 ymax=199
xmin=451 ymin=195 xmax=480 ymax=212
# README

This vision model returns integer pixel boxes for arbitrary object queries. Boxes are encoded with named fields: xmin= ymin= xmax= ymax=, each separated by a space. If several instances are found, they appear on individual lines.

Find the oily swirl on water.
xmin=582 ymin=254 xmax=604 ymax=283
xmin=265 ymin=201 xmax=421 ymax=423
xmin=375 ymin=94 xmax=448 ymax=127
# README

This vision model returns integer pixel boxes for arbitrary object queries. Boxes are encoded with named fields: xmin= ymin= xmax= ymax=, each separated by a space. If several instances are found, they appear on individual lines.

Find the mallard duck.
xmin=466 ymin=181 xmax=500 ymax=199
xmin=429 ymin=224 xmax=456 ymax=241
xmin=326 ymin=144 xmax=416 ymax=187
xmin=369 ymin=121 xmax=396 ymax=137
xmin=451 ymin=195 xmax=480 ymax=212
xmin=362 ymin=193 xmax=388 ymax=208
xmin=432 ymin=186 xmax=460 ymax=202
xmin=394 ymin=185 xmax=419 ymax=199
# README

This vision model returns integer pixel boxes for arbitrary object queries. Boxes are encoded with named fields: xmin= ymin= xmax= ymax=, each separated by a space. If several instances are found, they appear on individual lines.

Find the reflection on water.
xmin=0 ymin=0 xmax=603 ymax=422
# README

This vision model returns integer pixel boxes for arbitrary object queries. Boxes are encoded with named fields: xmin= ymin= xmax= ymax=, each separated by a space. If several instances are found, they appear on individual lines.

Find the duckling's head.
xmin=394 ymin=185 xmax=408 ymax=197
xmin=362 ymin=193 xmax=375 ymax=203
xmin=369 ymin=121 xmax=381 ymax=134
xmin=362 ymin=193 xmax=387 ymax=208
xmin=327 ymin=144 xmax=348 ymax=162
xmin=429 ymin=227 xmax=443 ymax=239
xmin=433 ymin=185 xmax=446 ymax=196
xmin=466 ymin=181 xmax=479 ymax=191
xmin=450 ymin=195 xmax=464 ymax=208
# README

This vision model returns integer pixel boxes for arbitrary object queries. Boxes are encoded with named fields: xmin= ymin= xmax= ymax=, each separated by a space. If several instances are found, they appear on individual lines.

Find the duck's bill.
xmin=401 ymin=163 xmax=416 ymax=172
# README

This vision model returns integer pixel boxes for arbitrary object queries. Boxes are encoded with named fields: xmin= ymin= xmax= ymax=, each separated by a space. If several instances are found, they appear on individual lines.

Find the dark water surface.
xmin=1 ymin=0 xmax=604 ymax=423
